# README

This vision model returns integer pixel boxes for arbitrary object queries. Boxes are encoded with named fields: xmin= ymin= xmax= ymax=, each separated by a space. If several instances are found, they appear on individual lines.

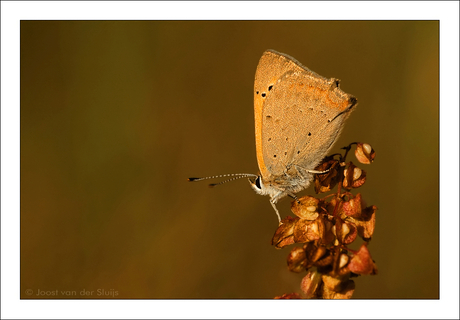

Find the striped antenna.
xmin=188 ymin=173 xmax=257 ymax=187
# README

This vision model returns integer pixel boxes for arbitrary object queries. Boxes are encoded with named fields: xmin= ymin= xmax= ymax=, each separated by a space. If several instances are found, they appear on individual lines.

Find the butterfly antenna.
xmin=188 ymin=173 xmax=257 ymax=187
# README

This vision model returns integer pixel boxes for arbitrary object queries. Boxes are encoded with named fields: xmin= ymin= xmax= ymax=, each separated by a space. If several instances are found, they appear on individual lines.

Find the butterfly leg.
xmin=294 ymin=164 xmax=330 ymax=175
xmin=269 ymin=199 xmax=282 ymax=224
xmin=307 ymin=168 xmax=330 ymax=174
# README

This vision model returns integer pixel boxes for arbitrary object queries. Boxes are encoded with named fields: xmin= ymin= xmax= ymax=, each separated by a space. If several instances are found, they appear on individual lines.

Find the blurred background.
xmin=20 ymin=21 xmax=438 ymax=299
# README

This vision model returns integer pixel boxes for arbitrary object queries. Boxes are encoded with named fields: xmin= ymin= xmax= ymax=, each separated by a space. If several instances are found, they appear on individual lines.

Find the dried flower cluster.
xmin=273 ymin=143 xmax=377 ymax=299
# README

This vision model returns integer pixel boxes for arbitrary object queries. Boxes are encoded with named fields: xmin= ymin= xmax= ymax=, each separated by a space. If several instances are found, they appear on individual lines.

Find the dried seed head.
xmin=342 ymin=193 xmax=363 ymax=218
xmin=314 ymin=157 xmax=340 ymax=193
xmin=291 ymin=196 xmax=320 ymax=220
xmin=356 ymin=205 xmax=378 ymax=240
xmin=287 ymin=246 xmax=307 ymax=273
xmin=293 ymin=219 xmax=321 ymax=243
xmin=300 ymin=271 xmax=322 ymax=298
xmin=343 ymin=162 xmax=367 ymax=189
xmin=348 ymin=244 xmax=378 ymax=275
xmin=355 ymin=142 xmax=376 ymax=164
xmin=272 ymin=216 xmax=297 ymax=249
xmin=322 ymin=279 xmax=355 ymax=299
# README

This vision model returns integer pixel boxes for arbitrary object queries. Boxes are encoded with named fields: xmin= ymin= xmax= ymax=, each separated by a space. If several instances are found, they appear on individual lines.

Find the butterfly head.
xmin=248 ymin=176 xmax=264 ymax=195
xmin=248 ymin=175 xmax=281 ymax=198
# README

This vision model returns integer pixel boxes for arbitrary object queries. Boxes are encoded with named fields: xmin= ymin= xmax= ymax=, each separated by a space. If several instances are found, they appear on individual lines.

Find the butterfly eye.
xmin=255 ymin=176 xmax=262 ymax=189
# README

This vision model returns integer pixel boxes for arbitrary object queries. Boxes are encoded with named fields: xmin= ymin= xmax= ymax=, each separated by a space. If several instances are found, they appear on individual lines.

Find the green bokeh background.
xmin=20 ymin=21 xmax=439 ymax=299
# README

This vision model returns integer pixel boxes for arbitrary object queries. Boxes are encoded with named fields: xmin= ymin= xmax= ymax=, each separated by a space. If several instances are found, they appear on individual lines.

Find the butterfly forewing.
xmin=254 ymin=50 xmax=313 ymax=180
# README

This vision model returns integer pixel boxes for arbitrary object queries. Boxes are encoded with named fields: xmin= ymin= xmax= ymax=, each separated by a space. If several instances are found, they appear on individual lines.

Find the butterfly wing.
xmin=254 ymin=50 xmax=310 ymax=180
xmin=254 ymin=50 xmax=357 ymax=183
